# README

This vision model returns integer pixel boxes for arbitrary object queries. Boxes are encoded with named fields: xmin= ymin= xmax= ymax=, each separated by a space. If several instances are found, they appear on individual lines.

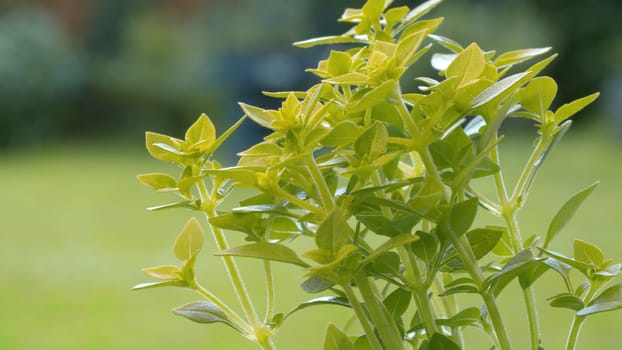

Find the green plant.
xmin=133 ymin=1 xmax=619 ymax=349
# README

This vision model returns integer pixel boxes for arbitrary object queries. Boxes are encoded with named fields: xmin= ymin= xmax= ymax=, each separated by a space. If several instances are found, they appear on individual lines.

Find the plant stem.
xmin=492 ymin=137 xmax=542 ymax=350
xmin=399 ymin=247 xmax=438 ymax=337
xmin=419 ymin=147 xmax=513 ymax=350
xmin=196 ymin=180 xmax=264 ymax=338
xmin=272 ymin=185 xmax=323 ymax=216
xmin=342 ymin=283 xmax=385 ymax=350
xmin=565 ymin=316 xmax=585 ymax=350
xmin=263 ymin=260 xmax=275 ymax=324
xmin=354 ymin=272 xmax=405 ymax=350
xmin=565 ymin=284 xmax=599 ymax=350
xmin=191 ymin=280 xmax=253 ymax=335
xmin=305 ymin=152 xmax=335 ymax=211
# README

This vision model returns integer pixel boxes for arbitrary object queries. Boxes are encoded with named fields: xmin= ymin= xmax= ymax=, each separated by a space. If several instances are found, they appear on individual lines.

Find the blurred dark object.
xmin=0 ymin=7 xmax=86 ymax=146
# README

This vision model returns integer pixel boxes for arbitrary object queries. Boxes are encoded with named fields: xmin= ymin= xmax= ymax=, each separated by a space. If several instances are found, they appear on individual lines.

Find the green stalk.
xmin=191 ymin=280 xmax=253 ymax=336
xmin=419 ymin=147 xmax=514 ymax=350
xmin=305 ymin=153 xmax=335 ymax=211
xmin=263 ymin=260 xmax=275 ymax=324
xmin=354 ymin=272 xmax=405 ymax=350
xmin=342 ymin=283 xmax=385 ymax=350
xmin=492 ymin=137 xmax=544 ymax=350
xmin=565 ymin=316 xmax=586 ymax=350
xmin=565 ymin=284 xmax=599 ymax=350
xmin=197 ymin=180 xmax=265 ymax=341
xmin=399 ymin=247 xmax=438 ymax=337
xmin=272 ymin=185 xmax=323 ymax=216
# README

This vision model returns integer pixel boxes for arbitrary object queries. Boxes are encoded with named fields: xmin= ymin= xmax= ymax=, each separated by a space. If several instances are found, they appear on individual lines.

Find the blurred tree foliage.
xmin=0 ymin=0 xmax=619 ymax=148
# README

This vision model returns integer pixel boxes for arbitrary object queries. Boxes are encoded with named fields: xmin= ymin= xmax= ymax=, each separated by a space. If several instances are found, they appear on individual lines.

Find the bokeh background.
xmin=1 ymin=0 xmax=621 ymax=349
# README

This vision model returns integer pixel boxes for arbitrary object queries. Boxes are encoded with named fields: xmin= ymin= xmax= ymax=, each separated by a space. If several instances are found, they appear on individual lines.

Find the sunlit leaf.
xmin=494 ymin=47 xmax=551 ymax=68
xmin=549 ymin=293 xmax=584 ymax=311
xmin=573 ymin=239 xmax=605 ymax=266
xmin=577 ymin=284 xmax=622 ymax=316
xmin=173 ymin=218 xmax=204 ymax=261
xmin=323 ymin=323 xmax=353 ymax=350
xmin=545 ymin=182 xmax=598 ymax=248
xmin=554 ymin=92 xmax=600 ymax=123
xmin=185 ymin=114 xmax=216 ymax=152
xmin=214 ymin=242 xmax=309 ymax=267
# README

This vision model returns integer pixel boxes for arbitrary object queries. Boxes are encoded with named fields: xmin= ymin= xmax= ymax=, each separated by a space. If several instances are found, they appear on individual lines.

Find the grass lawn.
xmin=1 ymin=125 xmax=621 ymax=349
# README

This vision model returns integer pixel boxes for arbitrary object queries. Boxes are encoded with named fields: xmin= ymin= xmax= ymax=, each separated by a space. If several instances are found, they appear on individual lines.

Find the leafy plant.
xmin=133 ymin=1 xmax=617 ymax=349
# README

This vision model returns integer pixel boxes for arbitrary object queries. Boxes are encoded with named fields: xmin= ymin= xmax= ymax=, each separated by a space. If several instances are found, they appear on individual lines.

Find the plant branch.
xmin=342 ymin=283 xmax=385 ymax=350
xmin=263 ymin=260 xmax=275 ymax=324
xmin=492 ymin=136 xmax=541 ymax=350
xmin=419 ymin=147 xmax=513 ymax=350
xmin=197 ymin=180 xmax=263 ymax=333
xmin=191 ymin=280 xmax=253 ymax=335
xmin=305 ymin=152 xmax=335 ymax=211
xmin=354 ymin=272 xmax=405 ymax=350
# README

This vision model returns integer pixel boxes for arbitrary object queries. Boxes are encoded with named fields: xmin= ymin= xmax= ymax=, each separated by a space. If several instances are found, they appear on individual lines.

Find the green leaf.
xmin=400 ymin=0 xmax=443 ymax=28
xmin=428 ymin=333 xmax=461 ymax=350
xmin=573 ymin=239 xmax=605 ymax=266
xmin=466 ymin=227 xmax=504 ymax=260
xmin=449 ymin=198 xmax=479 ymax=236
xmin=294 ymin=36 xmax=367 ymax=48
xmin=131 ymin=280 xmax=187 ymax=290
xmin=204 ymin=167 xmax=259 ymax=188
xmin=147 ymin=200 xmax=200 ymax=211
xmin=546 ymin=181 xmax=599 ymax=248
xmin=554 ymin=92 xmax=600 ymax=123
xmin=321 ymin=121 xmax=360 ymax=147
xmin=442 ymin=307 xmax=481 ymax=328
xmin=549 ymin=293 xmax=584 ymax=311
xmin=316 ymin=210 xmax=353 ymax=254
xmin=439 ymin=284 xmax=479 ymax=296
xmin=362 ymin=234 xmax=420 ymax=265
xmin=518 ymin=260 xmax=550 ymax=289
xmin=354 ymin=121 xmax=388 ymax=160
xmin=520 ymin=76 xmax=558 ymax=116
xmin=487 ymin=249 xmax=537 ymax=295
xmin=300 ymin=274 xmax=335 ymax=293
xmin=383 ymin=287 xmax=411 ymax=320
xmin=539 ymin=249 xmax=592 ymax=276
xmin=209 ymin=212 xmax=261 ymax=238
xmin=397 ymin=30 xmax=426 ymax=66
xmin=470 ymin=72 xmax=528 ymax=109
xmin=239 ymin=102 xmax=276 ymax=129
xmin=428 ymin=34 xmax=463 ymax=53
xmin=411 ymin=231 xmax=439 ymax=266
xmin=517 ymin=120 xmax=572 ymax=204
xmin=185 ymin=114 xmax=216 ymax=152
xmin=173 ymin=218 xmax=204 ymax=261
xmin=211 ymin=115 xmax=247 ymax=154
xmin=286 ymin=296 xmax=351 ymax=321
xmin=354 ymin=80 xmax=398 ymax=112
xmin=137 ymin=173 xmax=177 ymax=191
xmin=324 ymin=72 xmax=370 ymax=85
xmin=326 ymin=50 xmax=353 ymax=77
xmin=323 ymin=323 xmax=353 ymax=350
xmin=145 ymin=132 xmax=187 ymax=163
xmin=353 ymin=336 xmax=373 ymax=350
xmin=361 ymin=0 xmax=385 ymax=20
xmin=446 ymin=43 xmax=486 ymax=87
xmin=172 ymin=301 xmax=240 ymax=332
xmin=577 ymin=284 xmax=622 ymax=316
xmin=214 ymin=242 xmax=309 ymax=267
xmin=368 ymin=251 xmax=400 ymax=275
xmin=141 ymin=265 xmax=182 ymax=280
xmin=494 ymin=47 xmax=552 ymax=68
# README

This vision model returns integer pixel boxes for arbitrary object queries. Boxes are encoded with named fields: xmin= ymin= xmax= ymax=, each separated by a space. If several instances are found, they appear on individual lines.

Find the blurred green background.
xmin=1 ymin=0 xmax=621 ymax=349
